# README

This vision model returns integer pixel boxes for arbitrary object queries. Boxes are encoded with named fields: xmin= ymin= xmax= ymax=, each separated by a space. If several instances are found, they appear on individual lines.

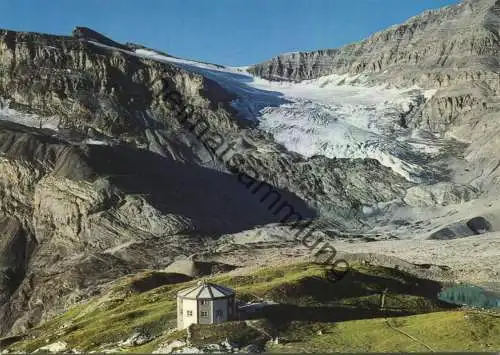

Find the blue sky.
xmin=0 ymin=0 xmax=459 ymax=66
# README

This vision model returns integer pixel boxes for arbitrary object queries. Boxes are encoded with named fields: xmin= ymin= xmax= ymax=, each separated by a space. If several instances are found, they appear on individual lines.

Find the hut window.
xmin=216 ymin=310 xmax=223 ymax=317
xmin=200 ymin=311 xmax=208 ymax=317
xmin=186 ymin=310 xmax=193 ymax=317
xmin=200 ymin=300 xmax=207 ymax=305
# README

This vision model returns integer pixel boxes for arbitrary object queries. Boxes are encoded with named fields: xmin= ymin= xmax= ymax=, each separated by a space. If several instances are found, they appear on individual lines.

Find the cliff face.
xmin=0 ymin=28 xmax=410 ymax=336
xmin=0 ymin=29 xmax=237 ymax=142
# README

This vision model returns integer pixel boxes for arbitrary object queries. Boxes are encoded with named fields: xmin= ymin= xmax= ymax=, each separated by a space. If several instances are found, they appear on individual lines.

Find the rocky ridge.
xmin=249 ymin=0 xmax=500 ymax=88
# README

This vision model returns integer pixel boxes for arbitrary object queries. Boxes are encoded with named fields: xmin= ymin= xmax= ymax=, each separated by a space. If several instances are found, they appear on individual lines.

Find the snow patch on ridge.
xmin=0 ymin=98 xmax=60 ymax=130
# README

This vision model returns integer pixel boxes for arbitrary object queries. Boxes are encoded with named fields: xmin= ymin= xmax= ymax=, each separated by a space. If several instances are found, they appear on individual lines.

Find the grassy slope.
xmin=3 ymin=263 xmax=499 ymax=353
xmin=268 ymin=311 xmax=500 ymax=352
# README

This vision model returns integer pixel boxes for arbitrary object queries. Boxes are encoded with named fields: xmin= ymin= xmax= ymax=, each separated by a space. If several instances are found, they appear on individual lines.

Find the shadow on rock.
xmin=86 ymin=144 xmax=316 ymax=235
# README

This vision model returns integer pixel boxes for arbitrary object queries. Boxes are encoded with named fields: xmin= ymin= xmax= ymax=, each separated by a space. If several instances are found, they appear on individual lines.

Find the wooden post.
xmin=380 ymin=288 xmax=389 ymax=311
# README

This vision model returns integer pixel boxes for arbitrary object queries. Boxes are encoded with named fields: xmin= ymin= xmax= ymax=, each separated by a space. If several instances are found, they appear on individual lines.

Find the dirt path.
xmin=384 ymin=318 xmax=435 ymax=352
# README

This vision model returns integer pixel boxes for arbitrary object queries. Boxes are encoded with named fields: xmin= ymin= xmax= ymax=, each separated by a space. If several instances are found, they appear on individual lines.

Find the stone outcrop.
xmin=72 ymin=26 xmax=130 ymax=51
xmin=404 ymin=182 xmax=479 ymax=207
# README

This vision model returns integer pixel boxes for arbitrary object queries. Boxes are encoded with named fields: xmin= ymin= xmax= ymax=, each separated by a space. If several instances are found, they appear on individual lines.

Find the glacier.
xmin=133 ymin=49 xmax=456 ymax=184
